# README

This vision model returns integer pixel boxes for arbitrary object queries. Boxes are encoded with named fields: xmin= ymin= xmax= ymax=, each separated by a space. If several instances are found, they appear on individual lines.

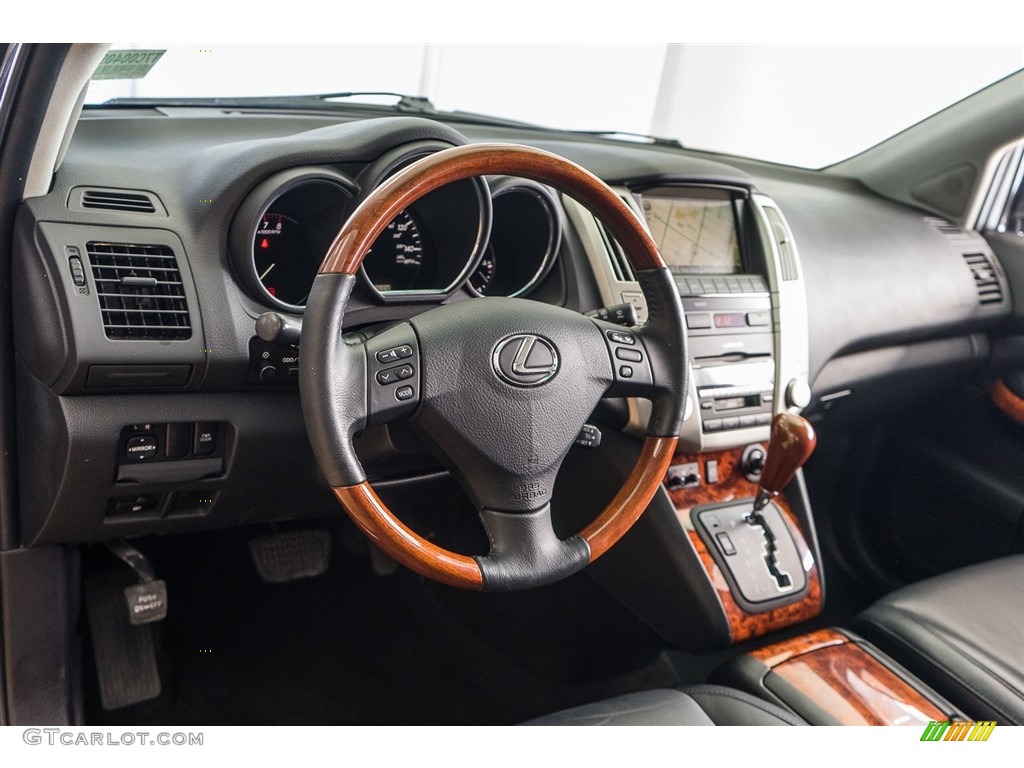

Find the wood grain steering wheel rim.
xmin=307 ymin=143 xmax=682 ymax=590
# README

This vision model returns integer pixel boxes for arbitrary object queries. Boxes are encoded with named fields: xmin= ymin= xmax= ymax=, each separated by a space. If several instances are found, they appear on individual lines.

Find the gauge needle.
xmin=259 ymin=263 xmax=276 ymax=280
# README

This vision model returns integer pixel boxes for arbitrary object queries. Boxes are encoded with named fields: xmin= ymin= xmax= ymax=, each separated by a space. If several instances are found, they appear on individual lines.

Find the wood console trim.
xmin=751 ymin=628 xmax=847 ymax=667
xmin=752 ymin=630 xmax=949 ymax=725
xmin=664 ymin=445 xmax=822 ymax=643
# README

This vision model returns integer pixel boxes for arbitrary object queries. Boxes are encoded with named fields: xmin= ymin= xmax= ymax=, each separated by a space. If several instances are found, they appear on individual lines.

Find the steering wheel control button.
xmin=492 ymin=334 xmax=559 ymax=387
xmin=365 ymin=324 xmax=421 ymax=427
xmin=598 ymin=318 xmax=654 ymax=396
xmin=615 ymin=348 xmax=643 ymax=363
xmin=375 ymin=365 xmax=414 ymax=385
xmin=375 ymin=345 xmax=412 ymax=364
xmin=193 ymin=422 xmax=217 ymax=455
xmin=605 ymin=330 xmax=635 ymax=345
xmin=587 ymin=302 xmax=638 ymax=327
xmin=125 ymin=435 xmax=158 ymax=461
xmin=574 ymin=424 xmax=602 ymax=449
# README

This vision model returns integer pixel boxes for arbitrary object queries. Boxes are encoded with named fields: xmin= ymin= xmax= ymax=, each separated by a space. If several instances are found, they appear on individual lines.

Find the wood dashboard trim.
xmin=664 ymin=445 xmax=822 ymax=643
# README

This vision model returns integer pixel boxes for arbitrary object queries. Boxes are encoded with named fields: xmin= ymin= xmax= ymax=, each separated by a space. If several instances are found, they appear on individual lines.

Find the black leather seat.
xmin=856 ymin=554 xmax=1024 ymax=724
xmin=523 ymin=684 xmax=804 ymax=725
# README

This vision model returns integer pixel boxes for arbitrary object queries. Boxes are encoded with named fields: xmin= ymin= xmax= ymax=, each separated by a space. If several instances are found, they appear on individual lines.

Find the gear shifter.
xmin=745 ymin=413 xmax=816 ymax=591
xmin=752 ymin=413 xmax=817 ymax=513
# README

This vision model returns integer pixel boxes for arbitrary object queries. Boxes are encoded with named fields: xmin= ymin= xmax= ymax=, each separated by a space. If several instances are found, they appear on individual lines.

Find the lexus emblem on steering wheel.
xmin=492 ymin=334 xmax=560 ymax=387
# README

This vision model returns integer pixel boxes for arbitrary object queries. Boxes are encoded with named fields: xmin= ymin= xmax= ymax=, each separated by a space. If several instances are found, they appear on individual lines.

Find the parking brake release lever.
xmin=105 ymin=541 xmax=168 ymax=625
xmin=751 ymin=412 xmax=817 ymax=514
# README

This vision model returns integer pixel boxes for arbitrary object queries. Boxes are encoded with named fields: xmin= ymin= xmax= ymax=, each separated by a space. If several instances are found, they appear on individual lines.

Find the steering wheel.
xmin=301 ymin=143 xmax=687 ymax=591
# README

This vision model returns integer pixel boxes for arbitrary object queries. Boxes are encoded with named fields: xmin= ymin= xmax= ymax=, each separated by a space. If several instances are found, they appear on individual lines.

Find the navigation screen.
xmin=641 ymin=196 xmax=741 ymax=274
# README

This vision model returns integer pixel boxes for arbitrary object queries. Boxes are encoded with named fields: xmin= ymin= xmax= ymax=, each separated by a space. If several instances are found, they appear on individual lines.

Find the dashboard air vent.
xmin=762 ymin=206 xmax=798 ymax=281
xmin=924 ymin=216 xmax=966 ymax=237
xmin=79 ymin=188 xmax=158 ymax=214
xmin=595 ymin=220 xmax=635 ymax=282
xmin=962 ymin=252 xmax=1004 ymax=306
xmin=86 ymin=242 xmax=192 ymax=340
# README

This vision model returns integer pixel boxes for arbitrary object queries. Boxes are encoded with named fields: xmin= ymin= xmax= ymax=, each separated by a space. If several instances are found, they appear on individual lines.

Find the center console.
xmin=563 ymin=180 xmax=820 ymax=649
xmin=564 ymin=183 xmax=810 ymax=454
xmin=564 ymin=179 xmax=973 ymax=726
xmin=638 ymin=186 xmax=792 ymax=453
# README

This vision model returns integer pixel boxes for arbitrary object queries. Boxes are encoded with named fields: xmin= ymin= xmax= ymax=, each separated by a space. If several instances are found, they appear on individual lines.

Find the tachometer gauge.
xmin=363 ymin=210 xmax=426 ymax=292
xmin=230 ymin=169 xmax=355 ymax=312
xmin=253 ymin=212 xmax=317 ymax=306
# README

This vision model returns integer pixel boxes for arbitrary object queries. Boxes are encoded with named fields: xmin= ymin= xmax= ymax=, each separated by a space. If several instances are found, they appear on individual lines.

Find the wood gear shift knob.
xmin=753 ymin=412 xmax=817 ymax=511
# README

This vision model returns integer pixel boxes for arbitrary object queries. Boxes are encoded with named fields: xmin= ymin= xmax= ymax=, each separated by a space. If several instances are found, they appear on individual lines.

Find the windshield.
xmin=84 ymin=44 xmax=1023 ymax=169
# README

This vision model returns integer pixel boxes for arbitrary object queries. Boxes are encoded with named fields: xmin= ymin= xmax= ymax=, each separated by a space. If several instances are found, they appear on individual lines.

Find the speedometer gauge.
xmin=363 ymin=210 xmax=428 ymax=292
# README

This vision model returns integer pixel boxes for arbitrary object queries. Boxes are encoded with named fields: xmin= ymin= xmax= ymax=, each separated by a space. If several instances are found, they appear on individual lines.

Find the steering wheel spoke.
xmin=475 ymin=503 xmax=590 ymax=592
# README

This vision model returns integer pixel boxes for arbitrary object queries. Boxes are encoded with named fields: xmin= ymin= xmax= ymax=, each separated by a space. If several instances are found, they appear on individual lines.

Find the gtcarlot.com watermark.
xmin=23 ymin=728 xmax=203 ymax=747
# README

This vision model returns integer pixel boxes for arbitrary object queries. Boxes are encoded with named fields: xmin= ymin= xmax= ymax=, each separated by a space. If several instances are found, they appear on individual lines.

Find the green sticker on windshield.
xmin=91 ymin=49 xmax=166 ymax=81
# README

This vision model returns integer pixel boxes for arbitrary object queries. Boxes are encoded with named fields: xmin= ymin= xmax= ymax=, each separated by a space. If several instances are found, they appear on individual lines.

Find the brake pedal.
xmin=249 ymin=528 xmax=331 ymax=583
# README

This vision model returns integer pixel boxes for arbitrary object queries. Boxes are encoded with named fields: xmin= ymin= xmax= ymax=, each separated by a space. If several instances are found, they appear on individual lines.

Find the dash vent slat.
xmin=85 ymin=242 xmax=192 ymax=340
xmin=962 ymin=252 xmax=1005 ymax=306
xmin=763 ymin=206 xmax=798 ymax=281
xmin=595 ymin=220 xmax=635 ymax=282
xmin=924 ymin=216 xmax=966 ymax=237
xmin=81 ymin=189 xmax=157 ymax=214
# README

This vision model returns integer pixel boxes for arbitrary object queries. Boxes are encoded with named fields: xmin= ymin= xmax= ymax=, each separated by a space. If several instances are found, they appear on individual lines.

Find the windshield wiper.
xmin=566 ymin=130 xmax=683 ymax=149
xmin=308 ymin=92 xmax=437 ymax=114
xmin=97 ymin=92 xmax=438 ymax=114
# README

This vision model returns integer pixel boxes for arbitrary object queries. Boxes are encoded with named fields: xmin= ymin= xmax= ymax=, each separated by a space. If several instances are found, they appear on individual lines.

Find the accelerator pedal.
xmin=249 ymin=528 xmax=331 ymax=583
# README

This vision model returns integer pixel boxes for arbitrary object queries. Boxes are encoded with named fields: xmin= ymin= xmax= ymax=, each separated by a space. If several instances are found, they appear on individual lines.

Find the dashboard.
xmin=9 ymin=108 xmax=1011 ymax=549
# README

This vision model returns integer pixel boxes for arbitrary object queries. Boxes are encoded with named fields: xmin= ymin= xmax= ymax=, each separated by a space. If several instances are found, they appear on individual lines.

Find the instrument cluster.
xmin=230 ymin=148 xmax=563 ymax=314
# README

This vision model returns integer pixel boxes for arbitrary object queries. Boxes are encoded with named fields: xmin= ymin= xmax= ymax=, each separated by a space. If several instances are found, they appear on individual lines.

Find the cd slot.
xmin=695 ymin=359 xmax=775 ymax=434
xmin=712 ymin=394 xmax=761 ymax=412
